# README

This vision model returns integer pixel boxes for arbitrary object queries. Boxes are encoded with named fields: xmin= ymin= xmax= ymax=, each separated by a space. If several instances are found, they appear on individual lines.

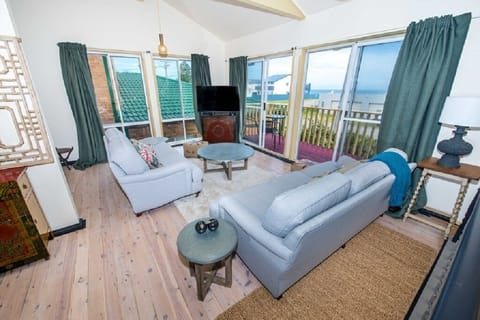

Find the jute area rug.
xmin=174 ymin=158 xmax=278 ymax=222
xmin=217 ymin=223 xmax=437 ymax=320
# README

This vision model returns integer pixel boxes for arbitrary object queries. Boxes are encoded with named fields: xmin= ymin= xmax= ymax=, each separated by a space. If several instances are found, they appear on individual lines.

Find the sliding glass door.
xmin=298 ymin=37 xmax=402 ymax=162
xmin=244 ymin=60 xmax=263 ymax=146
xmin=299 ymin=47 xmax=351 ymax=162
xmin=337 ymin=40 xmax=402 ymax=160
xmin=244 ymin=55 xmax=292 ymax=154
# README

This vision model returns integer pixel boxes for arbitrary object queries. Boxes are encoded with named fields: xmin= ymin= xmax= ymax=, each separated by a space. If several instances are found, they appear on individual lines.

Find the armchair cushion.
xmin=262 ymin=172 xmax=351 ymax=237
xmin=108 ymin=136 xmax=149 ymax=175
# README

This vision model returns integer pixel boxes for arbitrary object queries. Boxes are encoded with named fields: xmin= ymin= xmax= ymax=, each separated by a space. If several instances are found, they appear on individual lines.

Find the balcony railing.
xmin=244 ymin=103 xmax=382 ymax=160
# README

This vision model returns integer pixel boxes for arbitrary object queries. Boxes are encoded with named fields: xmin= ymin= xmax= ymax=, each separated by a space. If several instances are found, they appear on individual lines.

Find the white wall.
xmin=7 ymin=0 xmax=226 ymax=159
xmin=6 ymin=0 xmax=480 ymax=223
xmin=1 ymin=0 xmax=80 ymax=230
xmin=225 ymin=0 xmax=480 ymax=221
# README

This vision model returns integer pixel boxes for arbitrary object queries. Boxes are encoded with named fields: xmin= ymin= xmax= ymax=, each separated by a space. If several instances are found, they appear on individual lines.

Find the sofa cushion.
xmin=342 ymin=161 xmax=390 ymax=196
xmin=301 ymin=161 xmax=339 ymax=179
xmin=108 ymin=136 xmax=149 ymax=175
xmin=262 ymin=172 xmax=351 ymax=237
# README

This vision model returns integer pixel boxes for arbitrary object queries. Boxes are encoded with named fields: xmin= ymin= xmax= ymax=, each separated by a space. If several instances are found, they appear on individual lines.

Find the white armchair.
xmin=103 ymin=128 xmax=203 ymax=215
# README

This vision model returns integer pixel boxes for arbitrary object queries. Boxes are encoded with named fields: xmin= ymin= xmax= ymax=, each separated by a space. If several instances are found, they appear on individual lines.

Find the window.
xmin=88 ymin=53 xmax=151 ymax=139
xmin=154 ymin=58 xmax=199 ymax=142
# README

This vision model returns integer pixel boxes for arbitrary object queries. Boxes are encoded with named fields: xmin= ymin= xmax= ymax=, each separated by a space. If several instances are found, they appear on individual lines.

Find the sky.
xmin=112 ymin=41 xmax=402 ymax=93
xmin=112 ymin=56 xmax=188 ymax=80
xmin=112 ymin=56 xmax=141 ymax=73
xmin=249 ymin=40 xmax=402 ymax=93
xmin=248 ymin=55 xmax=293 ymax=81
xmin=305 ymin=41 xmax=402 ymax=92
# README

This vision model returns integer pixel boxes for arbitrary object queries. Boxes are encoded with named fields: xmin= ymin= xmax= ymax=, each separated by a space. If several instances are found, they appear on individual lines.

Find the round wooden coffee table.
xmin=177 ymin=218 xmax=237 ymax=301
xmin=197 ymin=143 xmax=254 ymax=180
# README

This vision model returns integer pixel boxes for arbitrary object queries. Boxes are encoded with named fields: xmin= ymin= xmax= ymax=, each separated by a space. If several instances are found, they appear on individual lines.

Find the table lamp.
xmin=437 ymin=96 xmax=480 ymax=168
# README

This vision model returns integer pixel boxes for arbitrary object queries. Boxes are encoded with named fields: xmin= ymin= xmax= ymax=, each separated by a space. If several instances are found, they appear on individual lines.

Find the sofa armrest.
xmin=117 ymin=161 xmax=193 ymax=184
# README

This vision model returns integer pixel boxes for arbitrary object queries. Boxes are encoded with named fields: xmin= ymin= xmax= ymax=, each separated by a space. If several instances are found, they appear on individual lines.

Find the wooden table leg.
xmin=224 ymin=255 xmax=232 ymax=287
xmin=203 ymin=159 xmax=207 ymax=172
xmin=445 ymin=178 xmax=469 ymax=238
xmin=191 ymin=254 xmax=234 ymax=301
xmin=243 ymin=158 xmax=249 ymax=170
xmin=226 ymin=161 xmax=232 ymax=180
xmin=403 ymin=169 xmax=429 ymax=222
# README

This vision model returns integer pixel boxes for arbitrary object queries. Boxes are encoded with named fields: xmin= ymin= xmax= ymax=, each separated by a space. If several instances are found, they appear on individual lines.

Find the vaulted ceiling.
xmin=163 ymin=0 xmax=349 ymax=40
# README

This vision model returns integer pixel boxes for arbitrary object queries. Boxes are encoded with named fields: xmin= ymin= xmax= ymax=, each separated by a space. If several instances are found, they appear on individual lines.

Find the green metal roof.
xmin=156 ymin=76 xmax=194 ymax=120
xmin=116 ymin=72 xmax=149 ymax=122
xmin=115 ymin=72 xmax=194 ymax=122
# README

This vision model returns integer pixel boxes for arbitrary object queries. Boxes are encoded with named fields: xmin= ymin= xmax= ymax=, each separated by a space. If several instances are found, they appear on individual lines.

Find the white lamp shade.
xmin=439 ymin=96 xmax=480 ymax=128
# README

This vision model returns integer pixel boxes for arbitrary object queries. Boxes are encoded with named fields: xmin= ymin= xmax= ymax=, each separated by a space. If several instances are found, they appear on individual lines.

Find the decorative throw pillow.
xmin=130 ymin=139 xmax=160 ymax=169
xmin=262 ymin=172 xmax=352 ymax=237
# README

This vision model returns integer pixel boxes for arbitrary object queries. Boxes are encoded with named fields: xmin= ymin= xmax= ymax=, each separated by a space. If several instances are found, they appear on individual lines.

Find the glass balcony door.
xmin=244 ymin=55 xmax=292 ymax=155
xmin=299 ymin=47 xmax=351 ymax=162
xmin=336 ymin=40 xmax=402 ymax=160
xmin=298 ymin=37 xmax=402 ymax=163
xmin=244 ymin=60 xmax=263 ymax=146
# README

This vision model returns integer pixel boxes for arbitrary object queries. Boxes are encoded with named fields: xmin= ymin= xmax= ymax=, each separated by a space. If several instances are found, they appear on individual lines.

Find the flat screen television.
xmin=196 ymin=86 xmax=240 ymax=112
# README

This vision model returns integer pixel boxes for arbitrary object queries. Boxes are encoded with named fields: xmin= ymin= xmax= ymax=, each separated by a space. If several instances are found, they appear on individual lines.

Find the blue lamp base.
xmin=436 ymin=126 xmax=472 ymax=169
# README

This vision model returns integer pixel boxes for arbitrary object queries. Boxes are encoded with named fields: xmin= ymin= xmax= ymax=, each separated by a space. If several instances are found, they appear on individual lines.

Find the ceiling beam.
xmin=225 ymin=0 xmax=306 ymax=20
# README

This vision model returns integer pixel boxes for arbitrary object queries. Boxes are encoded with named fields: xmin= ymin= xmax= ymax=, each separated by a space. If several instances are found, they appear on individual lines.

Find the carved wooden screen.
xmin=0 ymin=35 xmax=53 ymax=169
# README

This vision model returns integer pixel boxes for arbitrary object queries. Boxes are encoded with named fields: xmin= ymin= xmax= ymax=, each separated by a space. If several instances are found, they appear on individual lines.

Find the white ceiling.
xmin=163 ymin=0 xmax=347 ymax=41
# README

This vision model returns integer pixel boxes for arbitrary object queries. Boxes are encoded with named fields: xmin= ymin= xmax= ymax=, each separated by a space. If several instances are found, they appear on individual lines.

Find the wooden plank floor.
xmin=0 ymin=151 xmax=444 ymax=320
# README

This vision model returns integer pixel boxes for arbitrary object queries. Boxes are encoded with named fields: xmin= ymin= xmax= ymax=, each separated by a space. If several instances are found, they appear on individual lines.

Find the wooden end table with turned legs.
xmin=403 ymin=157 xmax=480 ymax=239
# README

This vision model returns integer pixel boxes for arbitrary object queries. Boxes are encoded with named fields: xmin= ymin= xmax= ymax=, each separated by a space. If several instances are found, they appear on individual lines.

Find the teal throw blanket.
xmin=369 ymin=151 xmax=411 ymax=207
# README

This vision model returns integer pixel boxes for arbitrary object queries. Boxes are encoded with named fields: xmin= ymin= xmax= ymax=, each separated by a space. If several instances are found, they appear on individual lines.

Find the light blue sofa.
xmin=104 ymin=128 xmax=203 ymax=215
xmin=210 ymin=151 xmax=412 ymax=298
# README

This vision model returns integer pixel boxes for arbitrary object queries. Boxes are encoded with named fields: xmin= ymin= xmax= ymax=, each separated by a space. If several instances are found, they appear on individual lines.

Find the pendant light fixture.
xmin=158 ymin=33 xmax=168 ymax=57
xmin=156 ymin=0 xmax=168 ymax=57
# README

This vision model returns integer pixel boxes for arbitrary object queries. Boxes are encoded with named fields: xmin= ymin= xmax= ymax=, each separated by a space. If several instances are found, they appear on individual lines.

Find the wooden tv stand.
xmin=201 ymin=112 xmax=237 ymax=143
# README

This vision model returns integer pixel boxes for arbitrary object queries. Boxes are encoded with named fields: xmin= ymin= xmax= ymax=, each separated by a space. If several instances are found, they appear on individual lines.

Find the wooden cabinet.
xmin=0 ymin=167 xmax=51 ymax=272
xmin=202 ymin=115 xmax=236 ymax=143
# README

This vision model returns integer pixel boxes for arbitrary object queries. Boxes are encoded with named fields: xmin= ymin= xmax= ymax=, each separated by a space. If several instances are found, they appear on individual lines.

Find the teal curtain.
xmin=191 ymin=54 xmax=212 ymax=134
xmin=58 ymin=42 xmax=106 ymax=169
xmin=377 ymin=13 xmax=471 ymax=217
xmin=229 ymin=56 xmax=247 ymax=142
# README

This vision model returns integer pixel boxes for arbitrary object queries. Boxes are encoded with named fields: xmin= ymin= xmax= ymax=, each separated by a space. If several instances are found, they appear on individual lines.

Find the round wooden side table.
xmin=177 ymin=218 xmax=237 ymax=301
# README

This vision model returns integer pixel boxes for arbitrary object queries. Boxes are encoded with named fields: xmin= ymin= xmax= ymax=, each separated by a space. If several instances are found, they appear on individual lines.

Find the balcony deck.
xmin=243 ymin=134 xmax=335 ymax=163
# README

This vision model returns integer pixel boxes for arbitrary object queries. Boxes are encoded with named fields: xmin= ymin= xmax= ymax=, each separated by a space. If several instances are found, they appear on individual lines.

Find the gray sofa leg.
xmin=341 ymin=244 xmax=346 ymax=249
xmin=135 ymin=212 xmax=143 ymax=217
xmin=195 ymin=191 xmax=201 ymax=197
